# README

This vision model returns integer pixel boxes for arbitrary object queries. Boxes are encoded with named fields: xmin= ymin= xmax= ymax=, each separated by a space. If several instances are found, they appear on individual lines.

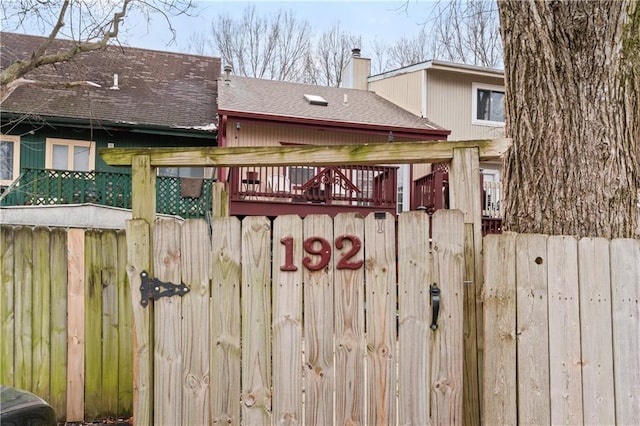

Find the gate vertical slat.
xmin=210 ymin=217 xmax=242 ymax=424
xmin=363 ymin=212 xmax=397 ymax=425
xmin=116 ymin=230 xmax=133 ymax=417
xmin=272 ymin=215 xmax=304 ymax=425
xmin=547 ymin=236 xmax=583 ymax=425
xmin=610 ymin=239 xmax=640 ymax=425
xmin=241 ymin=216 xmax=272 ymax=425
xmin=181 ymin=219 xmax=212 ymax=425
xmin=334 ymin=213 xmax=366 ymax=425
xmin=482 ymin=233 xmax=516 ymax=425
xmin=153 ymin=218 xmax=183 ymax=425
xmin=578 ymin=237 xmax=615 ymax=424
xmin=67 ymin=228 xmax=86 ymax=421
xmin=430 ymin=210 xmax=464 ymax=425
xmin=515 ymin=234 xmax=550 ymax=425
xmin=397 ymin=212 xmax=431 ymax=425
xmin=303 ymin=214 xmax=335 ymax=425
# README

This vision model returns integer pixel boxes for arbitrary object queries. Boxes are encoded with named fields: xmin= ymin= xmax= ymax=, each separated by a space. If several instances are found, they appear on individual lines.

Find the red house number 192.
xmin=279 ymin=235 xmax=364 ymax=272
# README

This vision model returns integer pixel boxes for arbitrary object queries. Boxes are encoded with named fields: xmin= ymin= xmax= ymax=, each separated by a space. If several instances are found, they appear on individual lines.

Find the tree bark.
xmin=498 ymin=0 xmax=639 ymax=238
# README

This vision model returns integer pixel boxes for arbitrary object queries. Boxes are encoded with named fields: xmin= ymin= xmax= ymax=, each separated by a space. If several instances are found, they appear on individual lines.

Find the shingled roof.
xmin=1 ymin=32 xmax=220 ymax=132
xmin=218 ymin=74 xmax=449 ymax=138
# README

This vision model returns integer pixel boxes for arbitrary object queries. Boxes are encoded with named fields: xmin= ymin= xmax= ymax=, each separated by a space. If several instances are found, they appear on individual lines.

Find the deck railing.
xmin=0 ymin=168 xmax=214 ymax=218
xmin=411 ymin=165 xmax=503 ymax=235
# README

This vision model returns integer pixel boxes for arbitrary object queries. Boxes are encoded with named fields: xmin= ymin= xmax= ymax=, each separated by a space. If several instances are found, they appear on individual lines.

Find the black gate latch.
xmin=140 ymin=271 xmax=190 ymax=307
xmin=430 ymin=283 xmax=440 ymax=331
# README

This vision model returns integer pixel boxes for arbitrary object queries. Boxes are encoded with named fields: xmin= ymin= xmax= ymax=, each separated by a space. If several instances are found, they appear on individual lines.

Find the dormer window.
xmin=304 ymin=94 xmax=328 ymax=106
xmin=472 ymin=83 xmax=505 ymax=126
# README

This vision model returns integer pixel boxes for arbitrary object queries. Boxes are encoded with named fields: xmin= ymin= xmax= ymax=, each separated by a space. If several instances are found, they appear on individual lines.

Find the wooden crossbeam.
xmin=99 ymin=139 xmax=511 ymax=167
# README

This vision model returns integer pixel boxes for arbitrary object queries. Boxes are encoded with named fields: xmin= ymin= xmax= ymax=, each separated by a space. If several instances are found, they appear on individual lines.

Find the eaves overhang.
xmin=218 ymin=109 xmax=450 ymax=140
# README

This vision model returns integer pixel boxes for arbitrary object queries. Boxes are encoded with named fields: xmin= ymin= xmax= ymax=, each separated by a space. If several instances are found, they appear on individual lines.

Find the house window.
xmin=45 ymin=138 xmax=95 ymax=171
xmin=287 ymin=166 xmax=316 ymax=186
xmin=158 ymin=167 xmax=205 ymax=178
xmin=0 ymin=135 xmax=21 ymax=186
xmin=472 ymin=83 xmax=505 ymax=126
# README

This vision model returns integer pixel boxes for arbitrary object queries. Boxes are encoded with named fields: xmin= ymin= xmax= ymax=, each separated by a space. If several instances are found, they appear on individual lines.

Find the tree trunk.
xmin=498 ymin=0 xmax=639 ymax=238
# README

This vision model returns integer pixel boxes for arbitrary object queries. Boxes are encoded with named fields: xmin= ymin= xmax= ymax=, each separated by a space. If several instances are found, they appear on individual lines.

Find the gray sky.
xmin=121 ymin=0 xmax=435 ymax=55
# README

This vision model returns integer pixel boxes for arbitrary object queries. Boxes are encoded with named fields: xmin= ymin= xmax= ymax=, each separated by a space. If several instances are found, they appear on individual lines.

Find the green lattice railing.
xmin=0 ymin=168 xmax=213 ymax=218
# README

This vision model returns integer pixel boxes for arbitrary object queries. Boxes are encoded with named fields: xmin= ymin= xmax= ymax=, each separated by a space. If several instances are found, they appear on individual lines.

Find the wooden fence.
xmin=483 ymin=233 xmax=640 ymax=425
xmin=131 ymin=210 xmax=464 ymax=425
xmin=0 ymin=225 xmax=132 ymax=422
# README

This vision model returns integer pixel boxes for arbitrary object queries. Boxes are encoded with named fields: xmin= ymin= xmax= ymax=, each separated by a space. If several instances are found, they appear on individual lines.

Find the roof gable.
xmin=218 ymin=75 xmax=449 ymax=137
xmin=1 ymin=32 xmax=220 ymax=132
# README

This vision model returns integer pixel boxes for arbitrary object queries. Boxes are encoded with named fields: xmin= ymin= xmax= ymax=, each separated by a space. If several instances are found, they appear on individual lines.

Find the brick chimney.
xmin=342 ymin=48 xmax=371 ymax=90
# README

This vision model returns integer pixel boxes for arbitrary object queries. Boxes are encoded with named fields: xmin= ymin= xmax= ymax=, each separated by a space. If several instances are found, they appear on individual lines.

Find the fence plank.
xmin=101 ymin=231 xmax=120 ymax=416
xmin=610 ymin=238 xmax=640 ymax=425
xmin=241 ymin=216 xmax=272 ymax=425
xmin=210 ymin=217 xmax=242 ymax=424
xmin=272 ymin=215 xmax=304 ymax=425
xmin=398 ymin=212 xmax=431 ymax=425
xmin=125 ymin=219 xmax=152 ymax=426
xmin=152 ymin=218 xmax=183 ymax=425
xmin=547 ymin=236 xmax=583 ymax=425
xmin=431 ymin=209 xmax=465 ymax=425
xmin=14 ymin=226 xmax=33 ymax=391
xmin=49 ymin=228 xmax=68 ymax=420
xmin=67 ymin=228 xmax=85 ymax=422
xmin=116 ymin=229 xmax=133 ymax=417
xmin=515 ymin=234 xmax=550 ymax=425
xmin=85 ymin=230 xmax=103 ymax=419
xmin=303 ymin=214 xmax=335 ymax=426
xmin=578 ymin=238 xmax=615 ymax=424
xmin=482 ymin=232 xmax=516 ymax=425
xmin=363 ymin=212 xmax=396 ymax=425
xmin=32 ymin=227 xmax=52 ymax=401
xmin=181 ymin=219 xmax=211 ymax=425
xmin=1 ymin=226 xmax=15 ymax=386
xmin=334 ymin=213 xmax=366 ymax=425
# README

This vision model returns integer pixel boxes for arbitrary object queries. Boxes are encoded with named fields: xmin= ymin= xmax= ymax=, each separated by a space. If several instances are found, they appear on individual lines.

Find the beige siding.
xmin=426 ymin=70 xmax=505 ymax=141
xmin=369 ymin=72 xmax=423 ymax=117
xmin=224 ymin=122 xmax=394 ymax=148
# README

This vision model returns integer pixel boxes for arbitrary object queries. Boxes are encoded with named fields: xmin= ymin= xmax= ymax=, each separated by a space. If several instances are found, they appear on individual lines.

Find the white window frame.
xmin=0 ymin=134 xmax=21 ymax=186
xmin=472 ymin=82 xmax=505 ymax=127
xmin=45 ymin=138 xmax=95 ymax=171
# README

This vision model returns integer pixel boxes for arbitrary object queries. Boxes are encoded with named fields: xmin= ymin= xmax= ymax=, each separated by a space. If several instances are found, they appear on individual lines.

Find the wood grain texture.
xmin=181 ymin=219 xmax=212 ymax=425
xmin=210 ymin=217 xmax=242 ymax=424
xmin=115 ymin=230 xmax=133 ymax=417
xmin=430 ymin=210 xmax=465 ymax=425
xmin=0 ymin=226 xmax=15 ymax=386
xmin=578 ymin=237 xmax=615 ymax=425
xmin=363 ymin=212 xmax=396 ymax=426
xmin=84 ymin=230 xmax=103 ymax=420
xmin=515 ymin=233 xmax=550 ymax=425
xmin=101 ymin=231 xmax=119 ymax=416
xmin=49 ymin=228 xmax=68 ymax=420
xmin=334 ymin=213 xmax=366 ymax=426
xmin=153 ymin=218 xmax=183 ymax=425
xmin=125 ymin=219 xmax=152 ymax=426
xmin=303 ymin=214 xmax=334 ymax=426
xmin=547 ymin=236 xmax=583 ymax=425
xmin=66 ymin=228 xmax=85 ymax=422
xmin=241 ymin=216 xmax=272 ymax=425
xmin=610 ymin=238 xmax=640 ymax=425
xmin=272 ymin=215 xmax=304 ymax=425
xmin=482 ymin=233 xmax=517 ymax=426
xmin=100 ymin=139 xmax=512 ymax=166
xmin=32 ymin=227 xmax=51 ymax=401
xmin=397 ymin=212 xmax=431 ymax=426
xmin=14 ymin=227 xmax=33 ymax=391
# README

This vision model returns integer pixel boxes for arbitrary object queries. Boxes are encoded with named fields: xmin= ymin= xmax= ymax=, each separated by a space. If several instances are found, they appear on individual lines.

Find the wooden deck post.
xmin=449 ymin=147 xmax=483 ymax=425
xmin=127 ymin=155 xmax=156 ymax=426
xmin=211 ymin=182 xmax=230 ymax=218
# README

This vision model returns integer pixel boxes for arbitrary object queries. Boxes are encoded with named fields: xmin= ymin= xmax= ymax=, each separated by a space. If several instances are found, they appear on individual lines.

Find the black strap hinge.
xmin=140 ymin=271 xmax=190 ymax=307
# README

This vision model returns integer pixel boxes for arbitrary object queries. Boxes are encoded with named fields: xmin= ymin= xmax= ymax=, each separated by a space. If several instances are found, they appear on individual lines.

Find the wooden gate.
xmin=129 ymin=210 xmax=463 ymax=425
